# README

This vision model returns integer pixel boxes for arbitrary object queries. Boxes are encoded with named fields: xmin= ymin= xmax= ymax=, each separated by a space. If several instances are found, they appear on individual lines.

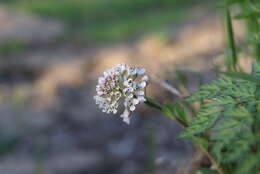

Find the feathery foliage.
xmin=181 ymin=62 xmax=260 ymax=174
xmin=143 ymin=1 xmax=260 ymax=173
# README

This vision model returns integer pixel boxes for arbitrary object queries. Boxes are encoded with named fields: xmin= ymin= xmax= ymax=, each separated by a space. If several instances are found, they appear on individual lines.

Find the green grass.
xmin=4 ymin=0 xmax=195 ymax=24
xmin=1 ymin=0 xmax=209 ymax=43
xmin=0 ymin=40 xmax=28 ymax=56
xmin=82 ymin=9 xmax=185 ymax=43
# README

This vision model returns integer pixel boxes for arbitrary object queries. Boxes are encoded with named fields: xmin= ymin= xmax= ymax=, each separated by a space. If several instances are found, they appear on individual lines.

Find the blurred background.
xmin=0 ymin=0 xmax=246 ymax=174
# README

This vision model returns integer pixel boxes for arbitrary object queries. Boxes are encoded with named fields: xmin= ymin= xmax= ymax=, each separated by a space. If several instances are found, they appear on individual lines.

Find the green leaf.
xmin=234 ymin=11 xmax=260 ymax=19
xmin=222 ymin=71 xmax=260 ymax=84
xmin=243 ymin=2 xmax=260 ymax=61
xmin=162 ymin=104 xmax=175 ymax=118
xmin=202 ymin=96 xmax=235 ymax=108
xmin=225 ymin=8 xmax=238 ymax=71
xmin=180 ymin=113 xmax=219 ymax=138
xmin=248 ymin=32 xmax=260 ymax=44
xmin=224 ymin=107 xmax=252 ymax=122
xmin=162 ymin=103 xmax=188 ymax=123
xmin=193 ymin=137 xmax=209 ymax=151
xmin=199 ymin=168 xmax=219 ymax=174
xmin=236 ymin=153 xmax=260 ymax=174
xmin=252 ymin=61 xmax=260 ymax=76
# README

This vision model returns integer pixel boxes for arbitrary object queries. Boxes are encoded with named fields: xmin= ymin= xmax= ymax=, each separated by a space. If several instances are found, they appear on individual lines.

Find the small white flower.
xmin=132 ymin=98 xmax=139 ymax=105
xmin=142 ymin=75 xmax=149 ymax=82
xmin=137 ymin=68 xmax=146 ymax=75
xmin=136 ymin=90 xmax=145 ymax=96
xmin=138 ymin=81 xmax=146 ymax=88
xmin=94 ymin=64 xmax=149 ymax=124
xmin=121 ymin=109 xmax=130 ymax=124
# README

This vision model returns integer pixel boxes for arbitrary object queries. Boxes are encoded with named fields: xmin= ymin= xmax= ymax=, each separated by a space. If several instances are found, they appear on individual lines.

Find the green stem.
xmin=243 ymin=0 xmax=260 ymax=61
xmin=247 ymin=16 xmax=260 ymax=61
xmin=225 ymin=8 xmax=238 ymax=71
xmin=144 ymin=97 xmax=163 ymax=111
xmin=145 ymin=97 xmax=189 ymax=127
xmin=145 ymin=97 xmax=226 ymax=173
xmin=193 ymin=138 xmax=226 ymax=174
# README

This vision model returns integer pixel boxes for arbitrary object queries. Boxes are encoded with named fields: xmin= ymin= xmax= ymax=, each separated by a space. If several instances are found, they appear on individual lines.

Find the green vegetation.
xmin=0 ymin=136 xmax=19 ymax=156
xmin=146 ymin=1 xmax=260 ymax=173
xmin=0 ymin=40 xmax=28 ymax=56
xmin=179 ymin=64 xmax=260 ymax=174
xmin=1 ymin=0 xmax=208 ymax=43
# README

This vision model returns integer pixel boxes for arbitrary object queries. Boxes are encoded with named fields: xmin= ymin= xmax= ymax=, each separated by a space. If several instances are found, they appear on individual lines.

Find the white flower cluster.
xmin=94 ymin=64 xmax=149 ymax=124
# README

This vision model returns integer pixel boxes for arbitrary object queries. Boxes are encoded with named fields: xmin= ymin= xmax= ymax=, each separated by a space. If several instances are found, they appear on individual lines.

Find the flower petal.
xmin=137 ymin=68 xmax=146 ymax=75
xmin=130 ymin=105 xmax=136 ymax=111
xmin=133 ymin=98 xmax=139 ymax=105
xmin=141 ymin=75 xmax=149 ymax=82
xmin=121 ymin=109 xmax=130 ymax=124
xmin=138 ymin=81 xmax=147 ymax=88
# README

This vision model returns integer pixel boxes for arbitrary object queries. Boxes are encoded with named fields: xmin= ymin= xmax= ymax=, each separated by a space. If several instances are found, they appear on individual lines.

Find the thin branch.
xmin=150 ymin=75 xmax=182 ymax=97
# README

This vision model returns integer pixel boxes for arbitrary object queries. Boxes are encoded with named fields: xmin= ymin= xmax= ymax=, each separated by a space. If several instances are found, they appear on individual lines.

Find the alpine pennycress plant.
xmin=94 ymin=62 xmax=260 ymax=174
xmin=94 ymin=1 xmax=260 ymax=173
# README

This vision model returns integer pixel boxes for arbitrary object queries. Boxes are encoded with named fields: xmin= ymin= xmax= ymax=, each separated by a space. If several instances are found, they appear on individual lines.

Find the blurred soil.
xmin=0 ymin=5 xmax=249 ymax=174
